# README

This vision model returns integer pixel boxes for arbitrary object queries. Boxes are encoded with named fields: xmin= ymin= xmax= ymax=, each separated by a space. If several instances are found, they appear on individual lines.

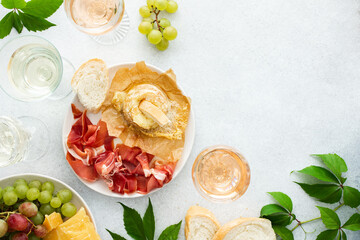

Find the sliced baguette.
xmin=185 ymin=206 xmax=221 ymax=240
xmin=71 ymin=59 xmax=109 ymax=112
xmin=212 ymin=217 xmax=276 ymax=240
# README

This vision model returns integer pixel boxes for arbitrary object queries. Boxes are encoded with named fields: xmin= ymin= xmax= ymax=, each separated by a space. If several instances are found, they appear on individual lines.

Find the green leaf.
xmin=317 ymin=206 xmax=341 ymax=230
xmin=273 ymin=226 xmax=294 ymax=240
xmin=0 ymin=12 xmax=14 ymax=39
xmin=1 ymin=0 xmax=26 ymax=9
xmin=342 ymin=213 xmax=360 ymax=231
xmin=268 ymin=192 xmax=293 ymax=212
xmin=143 ymin=199 xmax=155 ymax=240
xmin=120 ymin=203 xmax=147 ymax=240
xmin=158 ymin=221 xmax=182 ymax=240
xmin=312 ymin=154 xmax=347 ymax=182
xmin=262 ymin=212 xmax=292 ymax=226
xmin=341 ymin=230 xmax=347 ymax=240
xmin=316 ymin=230 xmax=338 ymax=240
xmin=18 ymin=12 xmax=55 ymax=32
xmin=298 ymin=166 xmax=339 ymax=183
xmin=22 ymin=0 xmax=63 ymax=18
xmin=12 ymin=12 xmax=23 ymax=33
xmin=343 ymin=186 xmax=360 ymax=208
xmin=106 ymin=229 xmax=128 ymax=240
xmin=295 ymin=182 xmax=342 ymax=203
xmin=260 ymin=204 xmax=289 ymax=216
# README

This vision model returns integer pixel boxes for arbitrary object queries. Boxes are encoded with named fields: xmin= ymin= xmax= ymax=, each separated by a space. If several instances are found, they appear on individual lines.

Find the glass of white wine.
xmin=0 ymin=35 xmax=74 ymax=101
xmin=64 ymin=0 xmax=129 ymax=45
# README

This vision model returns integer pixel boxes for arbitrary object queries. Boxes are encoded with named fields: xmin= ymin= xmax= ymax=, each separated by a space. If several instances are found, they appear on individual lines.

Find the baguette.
xmin=185 ymin=206 xmax=220 ymax=240
xmin=71 ymin=59 xmax=109 ymax=112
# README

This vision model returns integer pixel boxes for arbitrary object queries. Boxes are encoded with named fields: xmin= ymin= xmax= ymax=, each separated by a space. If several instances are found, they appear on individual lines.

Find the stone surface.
xmin=1 ymin=0 xmax=360 ymax=239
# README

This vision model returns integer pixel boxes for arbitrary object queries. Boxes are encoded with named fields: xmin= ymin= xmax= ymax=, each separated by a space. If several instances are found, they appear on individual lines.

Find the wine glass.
xmin=64 ymin=0 xmax=130 ymax=45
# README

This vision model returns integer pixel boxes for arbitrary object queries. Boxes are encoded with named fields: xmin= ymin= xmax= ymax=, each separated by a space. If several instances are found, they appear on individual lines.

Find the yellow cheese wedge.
xmin=43 ymin=212 xmax=63 ymax=232
xmin=139 ymin=100 xmax=170 ymax=126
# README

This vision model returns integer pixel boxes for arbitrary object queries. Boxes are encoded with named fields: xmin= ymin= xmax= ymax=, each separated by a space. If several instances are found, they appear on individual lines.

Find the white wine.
xmin=0 ymin=117 xmax=30 ymax=167
xmin=8 ymin=44 xmax=62 ymax=100
xmin=192 ymin=146 xmax=250 ymax=202
xmin=68 ymin=0 xmax=124 ymax=34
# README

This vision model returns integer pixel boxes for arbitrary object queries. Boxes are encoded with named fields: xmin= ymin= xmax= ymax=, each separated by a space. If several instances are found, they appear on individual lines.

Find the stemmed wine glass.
xmin=64 ymin=0 xmax=130 ymax=45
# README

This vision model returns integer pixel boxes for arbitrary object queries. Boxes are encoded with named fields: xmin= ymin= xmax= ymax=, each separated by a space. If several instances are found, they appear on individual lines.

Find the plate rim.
xmin=62 ymin=62 xmax=195 ymax=198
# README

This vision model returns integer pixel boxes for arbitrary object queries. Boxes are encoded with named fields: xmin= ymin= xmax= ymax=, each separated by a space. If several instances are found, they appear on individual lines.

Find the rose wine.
xmin=67 ymin=0 xmax=124 ymax=34
xmin=192 ymin=146 xmax=250 ymax=202
xmin=8 ymin=44 xmax=62 ymax=100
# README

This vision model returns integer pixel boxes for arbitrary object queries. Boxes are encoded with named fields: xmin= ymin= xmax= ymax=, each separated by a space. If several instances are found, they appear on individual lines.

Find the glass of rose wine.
xmin=192 ymin=145 xmax=251 ymax=202
xmin=64 ymin=0 xmax=129 ymax=45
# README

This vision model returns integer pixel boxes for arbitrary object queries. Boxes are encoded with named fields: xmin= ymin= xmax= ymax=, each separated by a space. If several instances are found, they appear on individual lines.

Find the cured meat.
xmin=66 ymin=106 xmax=176 ymax=195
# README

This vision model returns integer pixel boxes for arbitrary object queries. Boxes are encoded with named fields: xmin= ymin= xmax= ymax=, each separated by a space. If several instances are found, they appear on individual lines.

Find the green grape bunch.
xmin=138 ymin=0 xmax=179 ymax=51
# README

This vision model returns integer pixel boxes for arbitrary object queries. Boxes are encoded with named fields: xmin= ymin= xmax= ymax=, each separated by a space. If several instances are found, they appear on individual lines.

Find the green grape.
xmin=38 ymin=191 xmax=52 ymax=204
xmin=0 ymin=187 xmax=3 ymax=200
xmin=3 ymin=191 xmax=17 ymax=206
xmin=41 ymin=181 xmax=54 ymax=194
xmin=155 ymin=0 xmax=168 ymax=10
xmin=57 ymin=189 xmax=72 ymax=203
xmin=40 ymin=203 xmax=55 ymax=215
xmin=13 ymin=179 xmax=27 ymax=188
xmin=29 ymin=180 xmax=42 ymax=190
xmin=159 ymin=18 xmax=171 ymax=28
xmin=163 ymin=26 xmax=177 ymax=40
xmin=156 ymin=38 xmax=169 ymax=51
xmin=4 ymin=186 xmax=14 ymax=192
xmin=143 ymin=17 xmax=154 ymax=23
xmin=26 ymin=188 xmax=40 ymax=201
xmin=139 ymin=5 xmax=151 ymax=18
xmin=61 ymin=203 xmax=77 ymax=218
xmin=147 ymin=0 xmax=155 ymax=8
xmin=166 ymin=0 xmax=178 ymax=13
xmin=147 ymin=30 xmax=162 ymax=44
xmin=30 ymin=212 xmax=44 ymax=225
xmin=15 ymin=184 xmax=29 ymax=199
xmin=138 ymin=22 xmax=153 ymax=35
xmin=50 ymin=197 xmax=62 ymax=209
xmin=28 ymin=233 xmax=41 ymax=240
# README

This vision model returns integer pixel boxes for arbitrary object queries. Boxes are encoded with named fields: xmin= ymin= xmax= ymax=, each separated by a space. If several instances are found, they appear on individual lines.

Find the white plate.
xmin=62 ymin=63 xmax=195 ymax=198
xmin=0 ymin=173 xmax=97 ymax=229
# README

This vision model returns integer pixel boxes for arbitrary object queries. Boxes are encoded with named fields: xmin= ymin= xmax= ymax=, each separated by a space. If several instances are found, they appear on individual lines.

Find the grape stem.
xmin=151 ymin=7 xmax=164 ymax=31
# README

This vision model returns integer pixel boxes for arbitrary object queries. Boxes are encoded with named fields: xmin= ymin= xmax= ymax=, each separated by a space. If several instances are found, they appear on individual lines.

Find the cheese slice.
xmin=139 ymin=100 xmax=170 ymax=126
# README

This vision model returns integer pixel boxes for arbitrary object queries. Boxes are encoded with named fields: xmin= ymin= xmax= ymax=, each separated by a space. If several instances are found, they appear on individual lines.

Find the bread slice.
xmin=185 ymin=206 xmax=220 ymax=240
xmin=71 ymin=59 xmax=109 ymax=112
xmin=212 ymin=218 xmax=276 ymax=240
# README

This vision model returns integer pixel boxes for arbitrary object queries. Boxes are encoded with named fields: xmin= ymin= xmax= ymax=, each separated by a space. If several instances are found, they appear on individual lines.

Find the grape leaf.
xmin=22 ymin=0 xmax=63 ymax=18
xmin=261 ymin=204 xmax=289 ymax=216
xmin=0 ymin=12 xmax=14 ymax=39
xmin=12 ymin=12 xmax=23 ymax=33
xmin=262 ymin=212 xmax=292 ymax=226
xmin=143 ymin=199 xmax=155 ymax=240
xmin=343 ymin=186 xmax=360 ymax=208
xmin=316 ymin=230 xmax=338 ymax=240
xmin=120 ymin=203 xmax=147 ymax=240
xmin=317 ymin=206 xmax=341 ymax=230
xmin=268 ymin=192 xmax=293 ymax=212
xmin=312 ymin=154 xmax=347 ymax=182
xmin=298 ymin=166 xmax=339 ymax=183
xmin=1 ymin=0 xmax=26 ymax=9
xmin=342 ymin=213 xmax=360 ymax=231
xmin=18 ymin=12 xmax=55 ymax=31
xmin=106 ymin=229 xmax=128 ymax=240
xmin=158 ymin=221 xmax=182 ymax=240
xmin=295 ymin=182 xmax=342 ymax=203
xmin=341 ymin=231 xmax=347 ymax=240
xmin=273 ymin=226 xmax=294 ymax=240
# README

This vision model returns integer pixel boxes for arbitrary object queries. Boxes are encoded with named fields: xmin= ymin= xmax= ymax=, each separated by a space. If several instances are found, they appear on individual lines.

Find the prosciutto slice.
xmin=66 ymin=104 xmax=176 ymax=195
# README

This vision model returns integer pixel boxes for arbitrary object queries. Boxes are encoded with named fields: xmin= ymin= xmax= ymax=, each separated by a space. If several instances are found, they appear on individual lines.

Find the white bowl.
xmin=0 ymin=173 xmax=97 ymax=229
xmin=62 ymin=62 xmax=195 ymax=198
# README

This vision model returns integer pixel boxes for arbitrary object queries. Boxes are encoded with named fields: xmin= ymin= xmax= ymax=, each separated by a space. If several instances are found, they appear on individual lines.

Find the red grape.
xmin=19 ymin=202 xmax=38 ymax=217
xmin=7 ymin=213 xmax=29 ymax=231
xmin=0 ymin=219 xmax=8 ymax=237
xmin=33 ymin=224 xmax=47 ymax=238
xmin=22 ymin=221 xmax=33 ymax=233
xmin=12 ymin=232 xmax=28 ymax=240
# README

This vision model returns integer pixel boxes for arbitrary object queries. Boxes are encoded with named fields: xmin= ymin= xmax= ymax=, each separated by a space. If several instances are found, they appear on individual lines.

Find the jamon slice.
xmin=66 ymin=153 xmax=98 ymax=182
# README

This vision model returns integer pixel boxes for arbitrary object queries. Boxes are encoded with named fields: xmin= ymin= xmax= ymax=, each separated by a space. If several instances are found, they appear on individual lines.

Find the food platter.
xmin=62 ymin=62 xmax=195 ymax=198
xmin=0 ymin=173 xmax=97 ymax=229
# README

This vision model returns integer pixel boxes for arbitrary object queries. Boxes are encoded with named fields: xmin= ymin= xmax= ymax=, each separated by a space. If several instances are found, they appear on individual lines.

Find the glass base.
xmin=49 ymin=57 xmax=75 ymax=100
xmin=18 ymin=116 xmax=49 ymax=162
xmin=91 ymin=11 xmax=130 ymax=45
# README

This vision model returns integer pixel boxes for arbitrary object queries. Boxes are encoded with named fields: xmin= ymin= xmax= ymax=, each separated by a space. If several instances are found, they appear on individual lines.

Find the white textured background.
xmin=1 ymin=0 xmax=360 ymax=239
